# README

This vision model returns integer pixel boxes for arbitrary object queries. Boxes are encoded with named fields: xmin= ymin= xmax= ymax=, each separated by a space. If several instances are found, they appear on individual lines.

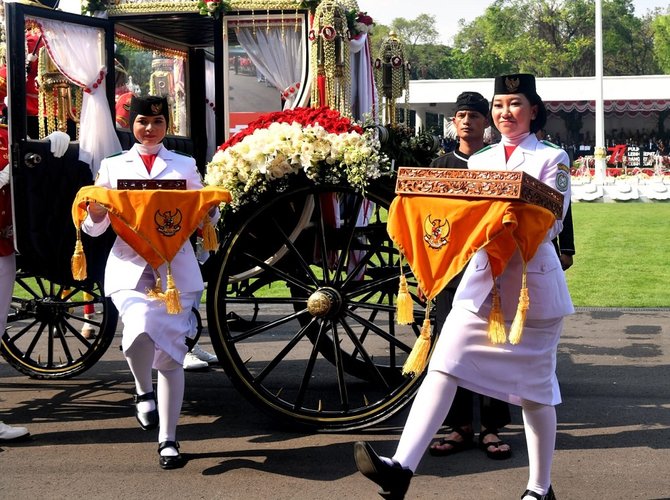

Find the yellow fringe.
xmin=487 ymin=285 xmax=507 ymax=344
xmin=164 ymin=270 xmax=182 ymax=315
xmin=396 ymin=274 xmax=414 ymax=325
xmin=402 ymin=314 xmax=433 ymax=377
xmin=508 ymin=266 xmax=529 ymax=345
xmin=202 ymin=215 xmax=218 ymax=252
xmin=71 ymin=233 xmax=87 ymax=281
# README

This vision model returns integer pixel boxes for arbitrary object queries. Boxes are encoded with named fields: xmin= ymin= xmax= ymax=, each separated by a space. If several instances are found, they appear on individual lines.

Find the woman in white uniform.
xmin=83 ymin=96 xmax=217 ymax=469
xmin=354 ymin=74 xmax=573 ymax=500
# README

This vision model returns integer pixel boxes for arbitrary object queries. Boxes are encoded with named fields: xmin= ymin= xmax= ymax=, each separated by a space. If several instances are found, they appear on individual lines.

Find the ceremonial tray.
xmin=395 ymin=167 xmax=564 ymax=219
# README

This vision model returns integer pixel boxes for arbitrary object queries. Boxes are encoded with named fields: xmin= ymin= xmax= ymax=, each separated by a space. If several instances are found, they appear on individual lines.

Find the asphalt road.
xmin=1 ymin=308 xmax=669 ymax=499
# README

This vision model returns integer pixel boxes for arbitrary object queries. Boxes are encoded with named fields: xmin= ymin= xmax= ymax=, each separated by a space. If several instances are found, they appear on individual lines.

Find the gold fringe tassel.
xmin=402 ymin=305 xmax=433 ymax=377
xmin=396 ymin=261 xmax=414 ymax=325
xmin=487 ymin=284 xmax=507 ymax=344
xmin=71 ymin=230 xmax=87 ymax=281
xmin=164 ymin=267 xmax=182 ymax=315
xmin=508 ymin=264 xmax=529 ymax=345
xmin=202 ymin=215 xmax=218 ymax=252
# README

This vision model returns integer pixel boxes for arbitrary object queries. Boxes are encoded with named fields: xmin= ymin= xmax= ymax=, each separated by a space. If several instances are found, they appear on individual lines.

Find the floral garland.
xmin=197 ymin=0 xmax=230 ymax=18
xmin=205 ymin=106 xmax=389 ymax=210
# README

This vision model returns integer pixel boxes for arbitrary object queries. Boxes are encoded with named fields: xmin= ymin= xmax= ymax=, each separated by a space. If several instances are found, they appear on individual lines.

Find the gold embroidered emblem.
xmin=423 ymin=214 xmax=449 ymax=249
xmin=155 ymin=208 xmax=182 ymax=236
xmin=505 ymin=77 xmax=520 ymax=92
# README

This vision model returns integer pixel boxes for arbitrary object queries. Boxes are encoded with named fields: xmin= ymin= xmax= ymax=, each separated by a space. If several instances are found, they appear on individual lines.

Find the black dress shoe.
xmin=158 ymin=441 xmax=185 ymax=470
xmin=522 ymin=485 xmax=556 ymax=500
xmin=354 ymin=441 xmax=413 ymax=500
xmin=133 ymin=391 xmax=158 ymax=431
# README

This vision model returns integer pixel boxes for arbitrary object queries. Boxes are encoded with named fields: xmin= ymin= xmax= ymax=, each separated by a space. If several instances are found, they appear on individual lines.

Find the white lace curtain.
xmin=236 ymin=25 xmax=303 ymax=109
xmin=34 ymin=18 xmax=121 ymax=176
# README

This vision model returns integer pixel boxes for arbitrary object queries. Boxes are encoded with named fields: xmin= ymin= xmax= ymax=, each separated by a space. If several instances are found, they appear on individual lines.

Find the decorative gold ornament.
xmin=36 ymin=46 xmax=81 ymax=138
xmin=374 ymin=31 xmax=410 ymax=126
xmin=309 ymin=0 xmax=351 ymax=116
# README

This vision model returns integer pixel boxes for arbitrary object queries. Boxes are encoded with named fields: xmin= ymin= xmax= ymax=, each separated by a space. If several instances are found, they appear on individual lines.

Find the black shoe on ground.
xmin=522 ymin=485 xmax=556 ymax=500
xmin=354 ymin=441 xmax=413 ymax=500
xmin=133 ymin=391 xmax=159 ymax=431
xmin=158 ymin=441 xmax=186 ymax=470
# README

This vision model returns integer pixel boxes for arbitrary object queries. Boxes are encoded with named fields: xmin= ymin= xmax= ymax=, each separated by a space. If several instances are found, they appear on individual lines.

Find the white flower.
xmin=205 ymin=120 xmax=389 ymax=210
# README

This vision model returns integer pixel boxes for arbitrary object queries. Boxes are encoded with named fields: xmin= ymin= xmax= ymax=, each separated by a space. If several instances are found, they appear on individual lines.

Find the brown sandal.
xmin=478 ymin=428 xmax=512 ymax=460
xmin=429 ymin=426 xmax=475 ymax=456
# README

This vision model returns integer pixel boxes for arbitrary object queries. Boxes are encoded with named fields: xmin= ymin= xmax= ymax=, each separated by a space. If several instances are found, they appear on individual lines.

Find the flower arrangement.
xmin=197 ymin=0 xmax=230 ymax=19
xmin=347 ymin=11 xmax=374 ymax=38
xmin=205 ymin=106 xmax=390 ymax=210
xmin=81 ymin=0 xmax=108 ymax=14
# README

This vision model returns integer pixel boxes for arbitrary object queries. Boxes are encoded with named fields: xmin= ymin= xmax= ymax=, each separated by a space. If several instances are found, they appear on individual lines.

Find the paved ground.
xmin=1 ymin=309 xmax=669 ymax=499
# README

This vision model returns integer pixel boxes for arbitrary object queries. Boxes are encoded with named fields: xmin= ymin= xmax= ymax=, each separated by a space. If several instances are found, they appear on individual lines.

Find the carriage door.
xmin=5 ymin=3 xmax=114 ymax=282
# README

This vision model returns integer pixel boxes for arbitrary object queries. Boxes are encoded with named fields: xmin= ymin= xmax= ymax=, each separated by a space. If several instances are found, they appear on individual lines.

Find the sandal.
xmin=478 ymin=428 xmax=512 ymax=460
xmin=429 ymin=426 xmax=475 ymax=456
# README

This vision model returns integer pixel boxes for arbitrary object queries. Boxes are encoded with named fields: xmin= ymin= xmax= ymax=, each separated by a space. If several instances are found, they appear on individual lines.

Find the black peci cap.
xmin=493 ymin=73 xmax=539 ymax=99
xmin=455 ymin=91 xmax=489 ymax=117
xmin=129 ymin=95 xmax=170 ymax=128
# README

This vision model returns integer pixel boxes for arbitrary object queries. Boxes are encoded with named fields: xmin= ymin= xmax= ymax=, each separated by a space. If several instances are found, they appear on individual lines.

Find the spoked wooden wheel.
xmin=207 ymin=182 xmax=433 ymax=431
xmin=0 ymin=272 xmax=118 ymax=379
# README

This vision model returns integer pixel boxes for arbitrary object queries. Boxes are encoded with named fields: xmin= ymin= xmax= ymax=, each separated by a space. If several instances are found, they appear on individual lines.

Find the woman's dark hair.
xmin=527 ymin=93 xmax=547 ymax=133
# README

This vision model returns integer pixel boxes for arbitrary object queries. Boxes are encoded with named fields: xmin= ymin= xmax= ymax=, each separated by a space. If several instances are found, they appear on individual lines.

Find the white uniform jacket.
xmin=81 ymin=144 xmax=217 ymax=296
xmin=454 ymin=134 xmax=574 ymax=320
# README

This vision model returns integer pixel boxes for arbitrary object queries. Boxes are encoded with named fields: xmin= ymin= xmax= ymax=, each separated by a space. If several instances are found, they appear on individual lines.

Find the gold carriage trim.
xmin=107 ymin=0 xmax=312 ymax=15
xmin=395 ymin=167 xmax=564 ymax=219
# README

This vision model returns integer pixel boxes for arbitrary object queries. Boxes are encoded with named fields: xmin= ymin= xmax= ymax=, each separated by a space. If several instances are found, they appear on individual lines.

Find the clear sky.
xmin=356 ymin=0 xmax=669 ymax=45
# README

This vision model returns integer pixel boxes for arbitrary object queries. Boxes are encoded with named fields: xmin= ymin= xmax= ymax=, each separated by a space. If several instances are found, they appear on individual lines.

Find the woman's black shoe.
xmin=354 ymin=441 xmax=413 ymax=500
xmin=158 ymin=441 xmax=185 ymax=470
xmin=522 ymin=485 xmax=556 ymax=500
xmin=133 ymin=391 xmax=158 ymax=431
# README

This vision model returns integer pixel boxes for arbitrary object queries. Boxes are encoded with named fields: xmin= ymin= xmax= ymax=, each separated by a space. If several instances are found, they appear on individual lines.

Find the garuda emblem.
xmin=423 ymin=214 xmax=449 ymax=249
xmin=155 ymin=208 xmax=182 ymax=236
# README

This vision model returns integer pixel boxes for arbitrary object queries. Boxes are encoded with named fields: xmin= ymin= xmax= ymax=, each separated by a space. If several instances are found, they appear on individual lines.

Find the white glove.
xmin=0 ymin=168 xmax=8 ymax=189
xmin=46 ymin=131 xmax=70 ymax=158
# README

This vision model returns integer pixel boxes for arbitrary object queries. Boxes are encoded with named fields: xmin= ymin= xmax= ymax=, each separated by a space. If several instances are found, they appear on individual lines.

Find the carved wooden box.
xmin=395 ymin=167 xmax=564 ymax=219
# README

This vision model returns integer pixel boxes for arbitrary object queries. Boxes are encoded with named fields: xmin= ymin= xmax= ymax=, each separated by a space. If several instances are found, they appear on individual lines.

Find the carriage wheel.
xmin=0 ymin=272 xmax=118 ymax=379
xmin=207 ymin=182 xmax=432 ymax=431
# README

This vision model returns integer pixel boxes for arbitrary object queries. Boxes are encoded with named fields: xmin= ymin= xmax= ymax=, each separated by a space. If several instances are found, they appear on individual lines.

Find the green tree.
xmin=652 ymin=11 xmax=670 ymax=72
xmin=449 ymin=0 xmax=661 ymax=78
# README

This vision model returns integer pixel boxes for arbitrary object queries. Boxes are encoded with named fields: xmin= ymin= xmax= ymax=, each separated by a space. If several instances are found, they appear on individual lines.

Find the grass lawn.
xmin=567 ymin=203 xmax=670 ymax=307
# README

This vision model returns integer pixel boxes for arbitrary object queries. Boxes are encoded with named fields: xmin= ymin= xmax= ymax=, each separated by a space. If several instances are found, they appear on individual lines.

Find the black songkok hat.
xmin=129 ymin=95 xmax=170 ymax=128
xmin=493 ymin=73 xmax=539 ymax=99
xmin=455 ymin=91 xmax=489 ymax=117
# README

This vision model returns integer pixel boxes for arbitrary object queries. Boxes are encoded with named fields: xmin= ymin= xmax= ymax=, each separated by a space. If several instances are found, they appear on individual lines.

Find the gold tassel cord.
xmin=71 ymin=229 xmax=87 ymax=281
xmin=487 ymin=284 xmax=507 ymax=344
xmin=396 ymin=273 xmax=414 ymax=325
xmin=401 ymin=305 xmax=433 ymax=377
xmin=508 ymin=263 xmax=529 ymax=345
xmin=201 ymin=214 xmax=218 ymax=252
xmin=163 ymin=267 xmax=182 ymax=315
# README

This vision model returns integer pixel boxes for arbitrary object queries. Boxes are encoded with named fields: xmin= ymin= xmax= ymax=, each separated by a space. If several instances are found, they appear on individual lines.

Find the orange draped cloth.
xmin=387 ymin=196 xmax=555 ymax=301
xmin=72 ymin=185 xmax=231 ymax=270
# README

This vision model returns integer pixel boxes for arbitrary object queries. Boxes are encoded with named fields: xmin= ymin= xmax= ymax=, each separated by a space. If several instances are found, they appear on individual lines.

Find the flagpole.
xmin=594 ymin=0 xmax=606 ymax=184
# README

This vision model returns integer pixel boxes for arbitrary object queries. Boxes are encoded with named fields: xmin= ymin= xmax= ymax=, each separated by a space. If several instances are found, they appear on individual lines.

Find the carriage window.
xmin=114 ymin=32 xmax=189 ymax=136
xmin=224 ymin=13 xmax=309 ymax=138
xmin=20 ymin=17 xmax=106 ymax=140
